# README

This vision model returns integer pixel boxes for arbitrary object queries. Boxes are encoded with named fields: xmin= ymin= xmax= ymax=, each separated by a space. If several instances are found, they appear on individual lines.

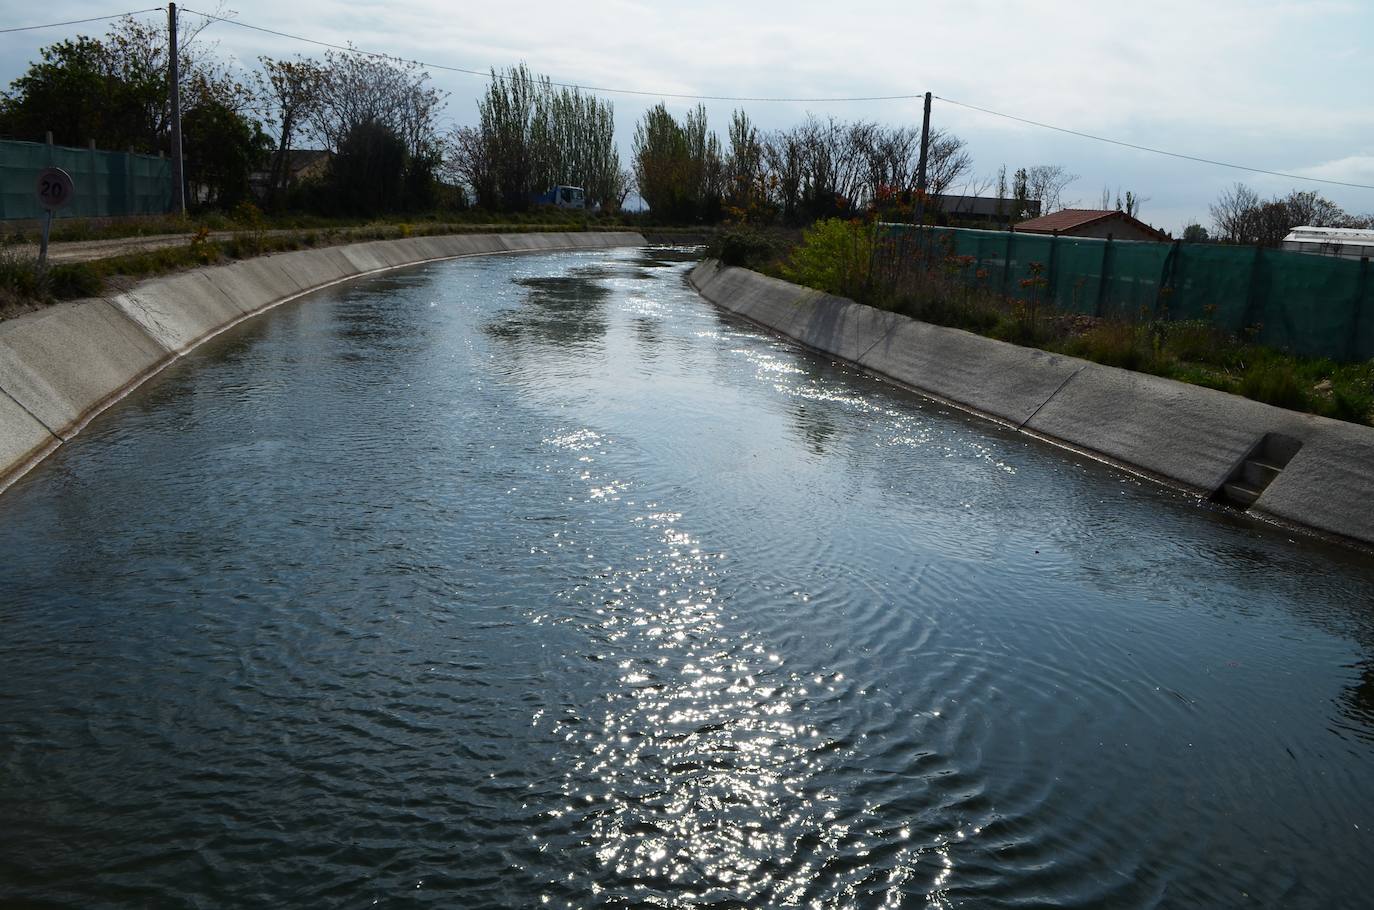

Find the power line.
xmin=180 ymin=7 xmax=927 ymax=103
xmin=0 ymin=9 xmax=162 ymax=35
xmin=935 ymin=95 xmax=1374 ymax=192
xmin=42 ymin=7 xmax=1366 ymax=192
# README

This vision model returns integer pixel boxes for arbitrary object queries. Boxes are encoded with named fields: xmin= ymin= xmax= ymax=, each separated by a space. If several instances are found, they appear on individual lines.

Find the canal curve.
xmin=1 ymin=247 xmax=1372 ymax=908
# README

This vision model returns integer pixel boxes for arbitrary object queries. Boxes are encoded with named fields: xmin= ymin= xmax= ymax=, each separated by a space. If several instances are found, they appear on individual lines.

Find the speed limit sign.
xmin=35 ymin=166 xmax=75 ymax=267
xmin=35 ymin=167 xmax=75 ymax=211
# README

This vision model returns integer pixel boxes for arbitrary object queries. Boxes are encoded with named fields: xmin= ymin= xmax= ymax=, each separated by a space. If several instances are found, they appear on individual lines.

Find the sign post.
xmin=35 ymin=166 xmax=75 ymax=269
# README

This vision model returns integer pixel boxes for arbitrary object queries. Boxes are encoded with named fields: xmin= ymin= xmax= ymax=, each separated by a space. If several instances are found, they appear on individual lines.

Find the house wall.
xmin=1062 ymin=215 xmax=1161 ymax=242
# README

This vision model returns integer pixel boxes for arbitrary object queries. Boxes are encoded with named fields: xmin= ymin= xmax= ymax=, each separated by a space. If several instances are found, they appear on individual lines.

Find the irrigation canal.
xmin=1 ymin=246 xmax=1372 ymax=907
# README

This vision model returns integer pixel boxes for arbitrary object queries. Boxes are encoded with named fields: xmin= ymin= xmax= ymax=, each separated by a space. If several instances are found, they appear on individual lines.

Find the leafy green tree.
xmin=0 ymin=36 xmax=160 ymax=149
xmin=451 ymin=64 xmax=621 ymax=211
xmin=632 ymin=103 xmax=722 ymax=221
xmin=725 ymin=109 xmax=764 ymax=217
xmin=1 ymin=13 xmax=267 ymax=212
xmin=328 ymin=119 xmax=408 ymax=215
xmin=183 ymin=97 xmax=270 ymax=208
xmin=1182 ymin=223 xmax=1210 ymax=242
xmin=632 ymin=103 xmax=689 ymax=218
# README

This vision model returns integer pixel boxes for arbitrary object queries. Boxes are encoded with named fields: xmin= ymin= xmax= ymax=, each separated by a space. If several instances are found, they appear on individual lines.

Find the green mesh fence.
xmin=882 ymin=224 xmax=1374 ymax=362
xmin=0 ymin=139 xmax=171 ymax=220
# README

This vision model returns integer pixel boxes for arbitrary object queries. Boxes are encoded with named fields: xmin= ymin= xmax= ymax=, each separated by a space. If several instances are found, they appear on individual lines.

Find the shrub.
xmin=707 ymin=226 xmax=779 ymax=269
xmin=1058 ymin=322 xmax=1155 ymax=371
xmin=782 ymin=218 xmax=873 ymax=301
xmin=49 ymin=263 xmax=103 ymax=299
xmin=1161 ymin=319 xmax=1239 ymax=365
xmin=1238 ymin=358 xmax=1309 ymax=411
xmin=0 ymin=245 xmax=48 ymax=302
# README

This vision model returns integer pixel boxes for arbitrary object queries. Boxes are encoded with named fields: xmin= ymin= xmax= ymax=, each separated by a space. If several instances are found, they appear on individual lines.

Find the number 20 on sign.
xmin=35 ymin=167 xmax=75 ymax=268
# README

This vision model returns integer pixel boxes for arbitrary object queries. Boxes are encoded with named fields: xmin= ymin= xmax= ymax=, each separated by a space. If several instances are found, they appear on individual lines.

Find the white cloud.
xmin=1294 ymin=155 xmax=1374 ymax=188
xmin=3 ymin=0 xmax=1371 ymax=227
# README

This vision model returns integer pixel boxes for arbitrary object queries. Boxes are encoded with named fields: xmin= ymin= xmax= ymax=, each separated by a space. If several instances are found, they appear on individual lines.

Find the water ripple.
xmin=0 ymin=248 xmax=1372 ymax=908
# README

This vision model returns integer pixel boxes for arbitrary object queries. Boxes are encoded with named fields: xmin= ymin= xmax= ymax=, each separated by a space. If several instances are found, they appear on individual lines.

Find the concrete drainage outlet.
xmin=1213 ymin=432 xmax=1303 ymax=511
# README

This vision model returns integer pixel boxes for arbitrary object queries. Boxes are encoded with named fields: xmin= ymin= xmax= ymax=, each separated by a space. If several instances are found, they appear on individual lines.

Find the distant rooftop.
xmin=1015 ymin=208 xmax=1168 ymax=241
xmin=1283 ymin=226 xmax=1374 ymax=245
xmin=933 ymin=195 xmax=1040 ymax=218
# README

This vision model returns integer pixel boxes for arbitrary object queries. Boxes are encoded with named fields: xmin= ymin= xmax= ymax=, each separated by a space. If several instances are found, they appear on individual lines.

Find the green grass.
xmin=0 ymin=206 xmax=672 ymax=246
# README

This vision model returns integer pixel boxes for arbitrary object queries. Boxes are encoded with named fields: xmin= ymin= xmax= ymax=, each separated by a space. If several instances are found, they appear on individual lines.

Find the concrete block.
xmin=498 ymin=233 xmax=546 ymax=252
xmin=0 ymin=389 xmax=58 ymax=488
xmin=447 ymin=234 xmax=507 ymax=256
xmin=109 ymin=271 xmax=253 ymax=354
xmin=410 ymin=236 xmax=456 ymax=261
xmin=207 ymin=258 xmax=308 ymax=317
xmin=600 ymin=231 xmax=648 ymax=248
xmin=1022 ymin=364 xmax=1318 ymax=492
xmin=0 ymin=299 xmax=168 ymax=437
xmin=692 ymin=263 xmax=1079 ymax=428
xmin=860 ymin=318 xmax=1081 ymax=427
xmin=356 ymin=240 xmax=413 ymax=269
xmin=1252 ymin=421 xmax=1374 ymax=544
xmin=337 ymin=242 xmax=392 ymax=273
xmin=692 ymin=262 xmax=828 ymax=341
xmin=267 ymin=247 xmax=359 ymax=292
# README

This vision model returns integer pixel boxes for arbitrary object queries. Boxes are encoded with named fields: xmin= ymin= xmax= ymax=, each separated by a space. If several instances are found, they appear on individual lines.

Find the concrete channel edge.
xmin=687 ymin=258 xmax=1374 ymax=550
xmin=0 ymin=231 xmax=646 ymax=495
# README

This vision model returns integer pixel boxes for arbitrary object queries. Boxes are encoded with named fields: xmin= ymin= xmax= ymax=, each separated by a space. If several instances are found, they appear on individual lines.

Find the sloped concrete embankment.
xmin=0 ymin=231 xmax=645 ymax=492
xmin=688 ymin=259 xmax=1374 ymax=549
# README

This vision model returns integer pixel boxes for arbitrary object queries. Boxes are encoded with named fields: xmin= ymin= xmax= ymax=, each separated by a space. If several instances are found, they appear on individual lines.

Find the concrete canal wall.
xmin=0 ymin=231 xmax=645 ymax=492
xmin=689 ymin=259 xmax=1374 ymax=549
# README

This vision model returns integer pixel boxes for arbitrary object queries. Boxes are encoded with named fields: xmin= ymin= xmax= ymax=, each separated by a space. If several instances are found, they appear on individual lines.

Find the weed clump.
xmin=707 ymin=226 xmax=781 ymax=270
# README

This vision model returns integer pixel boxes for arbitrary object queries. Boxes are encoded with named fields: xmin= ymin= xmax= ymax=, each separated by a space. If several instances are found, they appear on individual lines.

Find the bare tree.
xmin=444 ymin=125 xmax=495 ymax=209
xmin=1210 ymin=184 xmax=1363 ymax=245
xmin=1025 ymin=164 xmax=1078 ymax=213
xmin=1283 ymin=190 xmax=1346 ymax=228
xmin=1209 ymin=182 xmax=1262 ymax=243
xmin=256 ymin=56 xmax=324 ymax=203
xmin=924 ymin=129 xmax=972 ymax=198
xmin=308 ymin=48 xmax=443 ymax=160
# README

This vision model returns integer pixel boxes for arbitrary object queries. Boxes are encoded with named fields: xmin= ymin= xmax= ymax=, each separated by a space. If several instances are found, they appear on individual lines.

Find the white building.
xmin=1280 ymin=226 xmax=1374 ymax=260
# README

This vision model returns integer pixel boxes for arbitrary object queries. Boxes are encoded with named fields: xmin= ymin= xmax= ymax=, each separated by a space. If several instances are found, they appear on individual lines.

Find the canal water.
xmin=1 ymin=247 xmax=1372 ymax=908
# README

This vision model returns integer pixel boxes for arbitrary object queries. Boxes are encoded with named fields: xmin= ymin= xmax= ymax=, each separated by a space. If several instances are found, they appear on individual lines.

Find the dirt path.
xmin=14 ymin=230 xmax=297 ymax=264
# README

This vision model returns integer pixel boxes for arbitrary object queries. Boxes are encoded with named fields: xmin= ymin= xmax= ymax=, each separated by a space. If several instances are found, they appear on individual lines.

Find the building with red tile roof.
xmin=1015 ymin=209 xmax=1169 ymax=242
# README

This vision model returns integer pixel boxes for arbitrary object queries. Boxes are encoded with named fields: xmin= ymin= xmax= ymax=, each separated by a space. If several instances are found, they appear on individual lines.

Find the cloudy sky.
xmin=4 ymin=0 xmax=1372 ymax=232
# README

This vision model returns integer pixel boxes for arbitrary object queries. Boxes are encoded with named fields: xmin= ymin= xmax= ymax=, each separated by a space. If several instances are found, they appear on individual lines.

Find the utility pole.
xmin=913 ymin=91 xmax=932 ymax=227
xmin=168 ymin=3 xmax=185 ymax=216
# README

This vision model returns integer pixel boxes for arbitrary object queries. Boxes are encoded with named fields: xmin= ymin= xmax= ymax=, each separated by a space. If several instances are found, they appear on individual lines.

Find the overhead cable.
xmin=179 ymin=7 xmax=927 ymax=103
xmin=74 ymin=6 xmax=1369 ymax=191
xmin=935 ymin=95 xmax=1374 ymax=192
xmin=0 ymin=9 xmax=163 ymax=35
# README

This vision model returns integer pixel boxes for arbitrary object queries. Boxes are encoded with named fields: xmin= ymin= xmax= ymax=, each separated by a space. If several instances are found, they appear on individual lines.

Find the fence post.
xmin=88 ymin=138 xmax=97 ymax=220
xmin=126 ymin=146 xmax=136 ymax=216
xmin=1154 ymin=238 xmax=1181 ymax=319
xmin=1002 ymin=224 xmax=1014 ymax=304
xmin=1243 ymin=245 xmax=1266 ymax=338
xmin=1351 ymin=257 xmax=1370 ymax=362
xmin=1095 ymin=233 xmax=1113 ymax=318
xmin=1047 ymin=230 xmax=1060 ymax=308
